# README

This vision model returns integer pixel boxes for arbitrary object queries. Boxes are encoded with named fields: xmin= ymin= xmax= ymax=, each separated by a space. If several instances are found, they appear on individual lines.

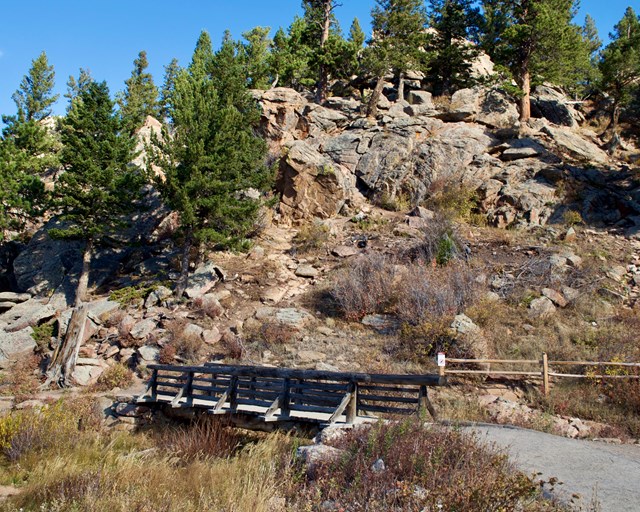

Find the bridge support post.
xmin=229 ymin=376 xmax=239 ymax=412
xmin=281 ymin=378 xmax=291 ymax=419
xmin=418 ymin=385 xmax=437 ymax=420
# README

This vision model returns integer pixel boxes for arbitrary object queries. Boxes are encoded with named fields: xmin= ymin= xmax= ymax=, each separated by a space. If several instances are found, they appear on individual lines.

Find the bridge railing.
xmin=141 ymin=363 xmax=444 ymax=424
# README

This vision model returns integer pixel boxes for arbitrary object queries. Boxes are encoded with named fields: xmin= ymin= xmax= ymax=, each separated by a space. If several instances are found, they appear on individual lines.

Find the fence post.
xmin=346 ymin=381 xmax=358 ymax=424
xmin=542 ymin=353 xmax=550 ymax=396
xmin=437 ymin=352 xmax=446 ymax=383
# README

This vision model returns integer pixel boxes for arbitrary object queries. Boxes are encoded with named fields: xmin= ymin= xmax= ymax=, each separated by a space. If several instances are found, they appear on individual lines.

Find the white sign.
xmin=437 ymin=352 xmax=446 ymax=367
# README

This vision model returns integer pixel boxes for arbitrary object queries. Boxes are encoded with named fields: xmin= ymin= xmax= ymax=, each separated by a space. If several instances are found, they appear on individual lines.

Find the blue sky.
xmin=0 ymin=0 xmax=634 ymax=120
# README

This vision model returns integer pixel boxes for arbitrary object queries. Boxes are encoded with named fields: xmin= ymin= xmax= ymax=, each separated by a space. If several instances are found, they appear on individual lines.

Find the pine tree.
xmin=53 ymin=81 xmax=141 ymax=305
xmin=117 ymin=50 xmax=160 ymax=133
xmin=582 ymin=15 xmax=602 ymax=58
xmin=151 ymin=32 xmax=271 ymax=298
xmin=269 ymin=20 xmax=315 ymax=89
xmin=240 ymin=26 xmax=273 ymax=90
xmin=304 ymin=0 xmax=341 ymax=102
xmin=2 ymin=52 xmax=60 ymax=179
xmin=0 ymin=137 xmax=45 ymax=240
xmin=599 ymin=7 xmax=640 ymax=136
xmin=480 ymin=0 xmax=590 ymax=122
xmin=349 ymin=17 xmax=366 ymax=50
xmin=364 ymin=0 xmax=429 ymax=117
xmin=10 ymin=51 xmax=59 ymax=122
xmin=426 ymin=0 xmax=482 ymax=95
xmin=159 ymin=58 xmax=180 ymax=123
xmin=190 ymin=31 xmax=215 ymax=77
xmin=44 ymin=80 xmax=142 ymax=387
xmin=65 ymin=68 xmax=94 ymax=112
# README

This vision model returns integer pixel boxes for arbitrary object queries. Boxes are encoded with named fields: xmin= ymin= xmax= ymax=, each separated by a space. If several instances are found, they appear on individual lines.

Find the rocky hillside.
xmin=1 ymin=79 xmax=640 ymax=440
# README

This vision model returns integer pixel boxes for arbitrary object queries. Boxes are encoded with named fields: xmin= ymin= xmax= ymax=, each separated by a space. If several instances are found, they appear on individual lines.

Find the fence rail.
xmin=138 ymin=363 xmax=444 ymax=425
xmin=442 ymin=353 xmax=640 ymax=395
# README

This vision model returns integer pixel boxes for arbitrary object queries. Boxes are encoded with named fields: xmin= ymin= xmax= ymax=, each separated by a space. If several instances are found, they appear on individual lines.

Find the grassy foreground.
xmin=0 ymin=397 xmax=561 ymax=512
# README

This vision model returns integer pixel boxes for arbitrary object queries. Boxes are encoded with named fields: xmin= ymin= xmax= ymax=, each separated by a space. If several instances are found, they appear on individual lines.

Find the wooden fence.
xmin=139 ymin=363 xmax=444 ymax=425
xmin=441 ymin=353 xmax=640 ymax=395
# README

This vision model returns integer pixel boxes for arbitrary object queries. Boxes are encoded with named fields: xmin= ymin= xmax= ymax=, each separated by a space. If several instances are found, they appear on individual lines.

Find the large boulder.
xmin=356 ymin=121 xmax=494 ymax=203
xmin=442 ymin=87 xmax=519 ymax=129
xmin=531 ymin=85 xmax=585 ymax=128
xmin=277 ymin=141 xmax=360 ymax=220
xmin=541 ymin=125 xmax=608 ymax=165
xmin=0 ymin=327 xmax=36 ymax=368
xmin=254 ymin=87 xmax=308 ymax=149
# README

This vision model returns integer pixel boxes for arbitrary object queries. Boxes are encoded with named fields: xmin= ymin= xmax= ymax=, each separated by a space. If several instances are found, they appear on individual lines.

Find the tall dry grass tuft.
xmin=330 ymin=253 xmax=396 ymax=320
xmin=396 ymin=262 xmax=478 ymax=325
xmin=158 ymin=416 xmax=247 ymax=461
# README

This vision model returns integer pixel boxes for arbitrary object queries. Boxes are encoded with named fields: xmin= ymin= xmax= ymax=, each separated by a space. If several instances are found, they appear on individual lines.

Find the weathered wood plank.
xmin=355 ymin=403 xmax=416 ymax=415
xmin=328 ymin=391 xmax=353 ymax=424
xmin=152 ymin=364 xmax=442 ymax=386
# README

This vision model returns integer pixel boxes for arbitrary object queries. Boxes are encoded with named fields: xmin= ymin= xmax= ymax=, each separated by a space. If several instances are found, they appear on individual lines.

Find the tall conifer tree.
xmin=426 ymin=0 xmax=482 ymax=95
xmin=53 ymin=81 xmax=141 ymax=305
xmin=151 ymin=32 xmax=271 ymax=298
xmin=365 ymin=0 xmax=428 ymax=117
xmin=599 ymin=7 xmax=640 ymax=136
xmin=117 ymin=50 xmax=160 ymax=133
xmin=480 ymin=0 xmax=589 ymax=122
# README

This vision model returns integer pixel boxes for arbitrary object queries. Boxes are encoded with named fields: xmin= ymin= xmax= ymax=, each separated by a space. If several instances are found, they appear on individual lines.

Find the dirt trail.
xmin=464 ymin=424 xmax=640 ymax=511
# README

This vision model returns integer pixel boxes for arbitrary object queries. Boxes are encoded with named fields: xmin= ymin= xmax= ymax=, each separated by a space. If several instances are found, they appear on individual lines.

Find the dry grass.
xmin=164 ymin=319 xmax=205 ymax=363
xmin=292 ymin=221 xmax=330 ymax=254
xmin=92 ymin=363 xmax=133 ymax=392
xmin=396 ymin=262 xmax=478 ymax=325
xmin=330 ymin=252 xmax=397 ymax=320
xmin=0 ymin=354 xmax=43 ymax=402
xmin=285 ymin=419 xmax=559 ymax=511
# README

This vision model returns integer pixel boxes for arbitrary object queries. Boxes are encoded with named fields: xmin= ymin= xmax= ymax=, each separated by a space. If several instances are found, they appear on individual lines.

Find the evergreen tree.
xmin=159 ymin=58 xmax=180 ymax=123
xmin=190 ymin=31 xmax=215 ymax=77
xmin=240 ymin=26 xmax=274 ymax=90
xmin=599 ymin=7 xmax=640 ymax=136
xmin=2 ymin=51 xmax=60 ymax=178
xmin=349 ymin=17 xmax=366 ymax=50
xmin=426 ymin=0 xmax=482 ymax=95
xmin=269 ymin=19 xmax=315 ymax=89
xmin=117 ymin=50 xmax=160 ymax=132
xmin=65 ymin=68 xmax=94 ymax=112
xmin=582 ymin=14 xmax=602 ymax=58
xmin=10 ymin=51 xmax=58 ymax=122
xmin=364 ymin=0 xmax=429 ymax=117
xmin=151 ymin=32 xmax=271 ymax=298
xmin=480 ymin=0 xmax=590 ymax=122
xmin=53 ymin=81 xmax=141 ymax=305
xmin=0 ymin=137 xmax=46 ymax=240
xmin=304 ymin=0 xmax=342 ymax=102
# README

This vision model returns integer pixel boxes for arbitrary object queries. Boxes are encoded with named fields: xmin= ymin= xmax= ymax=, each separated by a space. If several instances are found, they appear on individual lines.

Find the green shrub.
xmin=93 ymin=363 xmax=133 ymax=391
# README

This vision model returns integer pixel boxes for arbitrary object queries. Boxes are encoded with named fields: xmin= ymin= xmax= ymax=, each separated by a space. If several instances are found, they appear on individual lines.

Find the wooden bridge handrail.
xmin=148 ymin=363 xmax=444 ymax=386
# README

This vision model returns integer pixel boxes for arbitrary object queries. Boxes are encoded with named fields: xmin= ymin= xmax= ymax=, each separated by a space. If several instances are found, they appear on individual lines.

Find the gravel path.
xmin=464 ymin=424 xmax=640 ymax=511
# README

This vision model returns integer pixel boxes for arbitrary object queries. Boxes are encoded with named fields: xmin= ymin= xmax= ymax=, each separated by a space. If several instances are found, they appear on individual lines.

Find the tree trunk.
xmin=42 ymin=239 xmax=93 ymax=388
xmin=174 ymin=227 xmax=194 ymax=298
xmin=315 ymin=0 xmax=332 ymax=104
xmin=75 ymin=237 xmax=93 ymax=306
xmin=367 ymin=75 xmax=386 ymax=119
xmin=519 ymin=66 xmax=531 ymax=123
xmin=397 ymin=72 xmax=405 ymax=102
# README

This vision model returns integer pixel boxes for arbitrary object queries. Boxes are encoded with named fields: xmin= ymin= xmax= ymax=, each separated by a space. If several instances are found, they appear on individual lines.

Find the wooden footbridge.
xmin=137 ymin=363 xmax=444 ymax=428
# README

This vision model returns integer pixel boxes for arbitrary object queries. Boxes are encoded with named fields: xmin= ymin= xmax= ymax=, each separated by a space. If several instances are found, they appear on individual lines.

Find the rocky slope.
xmin=1 ymin=80 xmax=639 ymax=441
